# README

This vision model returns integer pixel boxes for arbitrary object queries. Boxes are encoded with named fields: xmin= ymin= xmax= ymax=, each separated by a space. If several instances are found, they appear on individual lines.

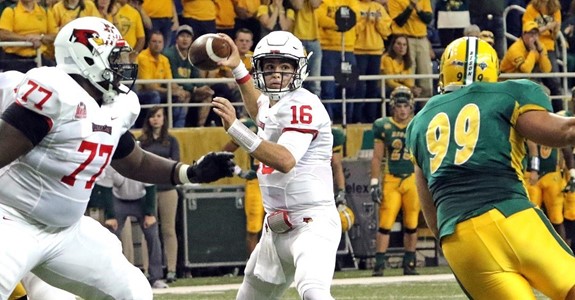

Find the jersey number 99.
xmin=426 ymin=104 xmax=480 ymax=174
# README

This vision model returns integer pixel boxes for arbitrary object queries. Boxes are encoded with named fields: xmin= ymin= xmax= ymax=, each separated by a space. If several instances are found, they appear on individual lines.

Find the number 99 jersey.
xmin=406 ymin=79 xmax=552 ymax=239
xmin=0 ymin=67 xmax=139 ymax=227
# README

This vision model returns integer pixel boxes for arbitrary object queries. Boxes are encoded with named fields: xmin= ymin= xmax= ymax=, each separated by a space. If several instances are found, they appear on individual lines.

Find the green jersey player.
xmin=406 ymin=36 xmax=575 ymax=299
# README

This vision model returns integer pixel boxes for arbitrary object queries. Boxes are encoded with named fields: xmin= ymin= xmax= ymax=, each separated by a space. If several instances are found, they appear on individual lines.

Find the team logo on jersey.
xmin=70 ymin=29 xmax=105 ymax=53
xmin=75 ymin=102 xmax=87 ymax=119
xmin=92 ymin=123 xmax=112 ymax=135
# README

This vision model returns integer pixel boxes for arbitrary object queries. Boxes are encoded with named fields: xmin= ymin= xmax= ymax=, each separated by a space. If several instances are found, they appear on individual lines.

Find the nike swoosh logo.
xmin=2 ymin=216 xmax=11 ymax=221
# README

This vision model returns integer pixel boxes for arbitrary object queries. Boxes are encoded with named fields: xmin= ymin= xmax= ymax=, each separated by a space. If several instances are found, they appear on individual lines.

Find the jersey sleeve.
xmin=513 ymin=79 xmax=553 ymax=114
xmin=332 ymin=127 xmax=345 ymax=153
xmin=13 ymin=68 xmax=64 ymax=123
xmin=372 ymin=118 xmax=385 ymax=142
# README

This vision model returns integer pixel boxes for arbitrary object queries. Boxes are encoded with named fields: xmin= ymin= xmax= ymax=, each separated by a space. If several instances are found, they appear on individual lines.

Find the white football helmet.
xmin=252 ymin=31 xmax=309 ymax=100
xmin=54 ymin=17 xmax=137 ymax=103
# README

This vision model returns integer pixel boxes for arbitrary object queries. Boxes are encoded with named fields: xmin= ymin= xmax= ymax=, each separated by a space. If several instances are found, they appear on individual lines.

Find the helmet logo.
xmin=70 ymin=29 xmax=104 ymax=53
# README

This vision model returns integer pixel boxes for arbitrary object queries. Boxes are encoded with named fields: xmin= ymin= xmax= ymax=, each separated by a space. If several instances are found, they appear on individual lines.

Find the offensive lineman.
xmin=369 ymin=86 xmax=420 ymax=277
xmin=406 ymin=36 xmax=575 ymax=299
xmin=213 ymin=31 xmax=341 ymax=300
xmin=0 ymin=17 xmax=235 ymax=300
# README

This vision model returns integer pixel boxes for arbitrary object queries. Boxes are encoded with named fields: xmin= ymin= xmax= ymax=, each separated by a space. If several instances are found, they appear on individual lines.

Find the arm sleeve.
xmin=1 ymin=103 xmax=50 ymax=146
xmin=416 ymin=10 xmax=432 ymax=24
xmin=393 ymin=6 xmax=413 ymax=27
xmin=277 ymin=130 xmax=314 ymax=164
xmin=112 ymin=131 xmax=136 ymax=160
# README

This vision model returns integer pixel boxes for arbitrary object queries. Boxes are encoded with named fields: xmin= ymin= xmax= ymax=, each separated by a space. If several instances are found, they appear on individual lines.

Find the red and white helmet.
xmin=252 ymin=31 xmax=309 ymax=100
xmin=54 ymin=17 xmax=137 ymax=103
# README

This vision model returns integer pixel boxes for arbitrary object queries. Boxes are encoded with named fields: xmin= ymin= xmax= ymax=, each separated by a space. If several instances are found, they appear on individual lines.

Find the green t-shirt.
xmin=162 ymin=45 xmax=201 ymax=92
xmin=406 ymin=80 xmax=552 ymax=239
xmin=372 ymin=117 xmax=413 ymax=176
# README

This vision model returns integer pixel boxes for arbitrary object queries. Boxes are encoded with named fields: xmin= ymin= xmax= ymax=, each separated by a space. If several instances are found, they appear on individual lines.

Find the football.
xmin=188 ymin=34 xmax=232 ymax=71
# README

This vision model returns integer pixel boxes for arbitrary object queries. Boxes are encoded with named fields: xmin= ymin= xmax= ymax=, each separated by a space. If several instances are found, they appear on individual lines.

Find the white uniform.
xmin=0 ymin=70 xmax=75 ymax=300
xmin=0 ymin=67 xmax=152 ymax=300
xmin=238 ymin=88 xmax=341 ymax=300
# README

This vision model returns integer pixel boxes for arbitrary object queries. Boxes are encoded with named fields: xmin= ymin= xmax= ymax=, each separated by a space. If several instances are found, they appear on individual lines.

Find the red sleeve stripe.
xmin=236 ymin=74 xmax=251 ymax=84
xmin=282 ymin=127 xmax=319 ymax=140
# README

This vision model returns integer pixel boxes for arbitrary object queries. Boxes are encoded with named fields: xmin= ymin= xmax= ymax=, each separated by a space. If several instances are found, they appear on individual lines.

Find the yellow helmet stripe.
xmin=464 ymin=37 xmax=478 ymax=86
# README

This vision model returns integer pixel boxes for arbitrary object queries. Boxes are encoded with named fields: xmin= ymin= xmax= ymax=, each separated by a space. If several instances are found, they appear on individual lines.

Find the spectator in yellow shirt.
xmin=354 ymin=0 xmax=391 ymax=123
xmin=136 ymin=31 xmax=190 ymax=128
xmin=142 ymin=0 xmax=178 ymax=46
xmin=381 ymin=34 xmax=421 ymax=99
xmin=114 ymin=0 xmax=146 ymax=62
xmin=0 ymin=0 xmax=58 ymax=72
xmin=501 ymin=21 xmax=552 ymax=91
xmin=523 ymin=0 xmax=562 ymax=101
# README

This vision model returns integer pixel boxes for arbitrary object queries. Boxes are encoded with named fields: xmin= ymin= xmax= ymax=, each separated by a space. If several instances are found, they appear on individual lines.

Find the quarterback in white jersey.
xmin=213 ymin=31 xmax=341 ymax=300
xmin=0 ymin=17 xmax=235 ymax=300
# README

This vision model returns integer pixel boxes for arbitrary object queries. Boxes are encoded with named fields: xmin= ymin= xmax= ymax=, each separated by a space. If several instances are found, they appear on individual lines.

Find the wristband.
xmin=227 ymin=119 xmax=262 ymax=153
xmin=233 ymin=165 xmax=243 ymax=176
xmin=570 ymin=168 xmax=575 ymax=178
xmin=232 ymin=61 xmax=250 ymax=83
xmin=179 ymin=164 xmax=192 ymax=184
xmin=530 ymin=157 xmax=540 ymax=172
xmin=370 ymin=178 xmax=378 ymax=186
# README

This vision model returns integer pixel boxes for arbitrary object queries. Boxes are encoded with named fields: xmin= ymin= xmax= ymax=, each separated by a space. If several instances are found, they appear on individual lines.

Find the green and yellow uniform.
xmin=241 ymin=118 xmax=264 ymax=234
xmin=373 ymin=116 xmax=419 ymax=231
xmin=526 ymin=145 xmax=565 ymax=224
xmin=407 ymin=79 xmax=575 ymax=299
xmin=332 ymin=127 xmax=345 ymax=154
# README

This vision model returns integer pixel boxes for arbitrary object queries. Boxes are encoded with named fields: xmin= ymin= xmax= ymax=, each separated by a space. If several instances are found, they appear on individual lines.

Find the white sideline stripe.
xmin=153 ymin=274 xmax=456 ymax=294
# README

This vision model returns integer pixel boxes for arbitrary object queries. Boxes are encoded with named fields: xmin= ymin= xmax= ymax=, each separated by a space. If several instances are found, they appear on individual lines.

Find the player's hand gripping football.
xmin=370 ymin=184 xmax=382 ymax=205
xmin=215 ymin=33 xmax=242 ymax=69
xmin=187 ymin=152 xmax=235 ymax=183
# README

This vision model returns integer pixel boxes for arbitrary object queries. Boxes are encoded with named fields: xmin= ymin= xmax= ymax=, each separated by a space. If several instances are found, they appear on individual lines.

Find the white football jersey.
xmin=0 ymin=67 xmax=139 ymax=227
xmin=256 ymin=88 xmax=334 ymax=212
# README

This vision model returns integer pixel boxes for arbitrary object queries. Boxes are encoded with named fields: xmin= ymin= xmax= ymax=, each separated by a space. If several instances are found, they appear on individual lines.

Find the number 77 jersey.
xmin=405 ymin=80 xmax=552 ymax=237
xmin=0 ymin=67 xmax=139 ymax=227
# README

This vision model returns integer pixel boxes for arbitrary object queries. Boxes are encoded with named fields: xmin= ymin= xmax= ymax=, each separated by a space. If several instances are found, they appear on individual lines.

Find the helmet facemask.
xmin=253 ymin=55 xmax=307 ymax=101
xmin=251 ymin=31 xmax=309 ymax=101
xmin=104 ymin=43 xmax=138 ymax=101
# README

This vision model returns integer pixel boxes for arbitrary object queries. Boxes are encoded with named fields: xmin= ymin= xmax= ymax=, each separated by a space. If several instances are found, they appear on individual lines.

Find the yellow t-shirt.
xmin=380 ymin=53 xmax=415 ymax=89
xmin=0 ymin=2 xmax=58 ymax=57
xmin=500 ymin=38 xmax=552 ymax=74
xmin=235 ymin=0 xmax=260 ymax=18
xmin=50 ymin=0 xmax=101 ymax=29
xmin=522 ymin=4 xmax=561 ymax=51
xmin=292 ymin=0 xmax=319 ymax=40
xmin=142 ymin=0 xmax=174 ymax=18
xmin=182 ymin=0 xmax=216 ymax=20
xmin=387 ymin=0 xmax=431 ymax=37
xmin=317 ymin=0 xmax=360 ymax=51
xmin=114 ymin=3 xmax=146 ymax=49
xmin=137 ymin=48 xmax=173 ymax=90
xmin=215 ymin=0 xmax=236 ymax=29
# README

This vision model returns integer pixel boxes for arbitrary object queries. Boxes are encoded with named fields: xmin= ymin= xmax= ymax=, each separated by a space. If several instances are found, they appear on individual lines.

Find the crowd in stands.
xmin=1 ymin=0 xmax=573 ymax=126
